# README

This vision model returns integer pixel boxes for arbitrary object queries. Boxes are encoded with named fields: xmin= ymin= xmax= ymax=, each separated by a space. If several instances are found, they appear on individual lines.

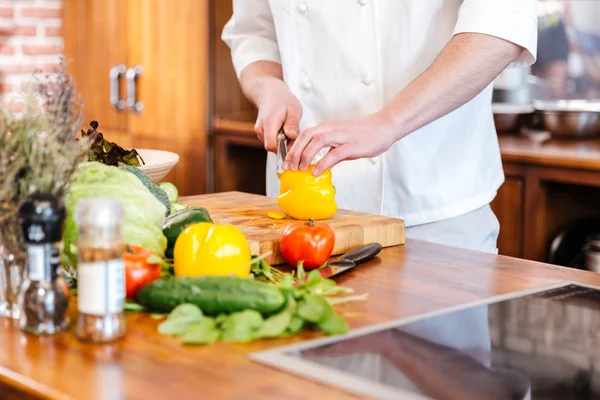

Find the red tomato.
xmin=280 ymin=220 xmax=335 ymax=269
xmin=123 ymin=245 xmax=162 ymax=299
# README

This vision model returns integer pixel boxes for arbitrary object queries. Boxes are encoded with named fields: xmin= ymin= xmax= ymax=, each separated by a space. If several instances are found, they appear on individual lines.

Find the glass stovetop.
xmin=251 ymin=282 xmax=600 ymax=400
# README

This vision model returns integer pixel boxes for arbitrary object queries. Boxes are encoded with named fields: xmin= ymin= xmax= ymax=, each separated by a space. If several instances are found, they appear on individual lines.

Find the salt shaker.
xmin=75 ymin=198 xmax=127 ymax=343
xmin=17 ymin=194 xmax=71 ymax=335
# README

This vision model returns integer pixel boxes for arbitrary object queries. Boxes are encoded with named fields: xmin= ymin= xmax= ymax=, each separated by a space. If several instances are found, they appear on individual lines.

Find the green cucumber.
xmin=158 ymin=182 xmax=179 ymax=202
xmin=136 ymin=276 xmax=286 ymax=316
xmin=162 ymin=206 xmax=213 ymax=259
xmin=170 ymin=202 xmax=188 ymax=213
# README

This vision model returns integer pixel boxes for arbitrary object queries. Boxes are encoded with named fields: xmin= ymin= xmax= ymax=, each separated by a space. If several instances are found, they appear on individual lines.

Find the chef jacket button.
xmin=301 ymin=78 xmax=312 ymax=91
xmin=362 ymin=75 xmax=373 ymax=86
xmin=370 ymin=157 xmax=379 ymax=165
xmin=358 ymin=0 xmax=368 ymax=5
xmin=297 ymin=3 xmax=308 ymax=13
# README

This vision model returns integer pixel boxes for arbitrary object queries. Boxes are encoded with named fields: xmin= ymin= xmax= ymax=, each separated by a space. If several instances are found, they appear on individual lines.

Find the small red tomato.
xmin=280 ymin=220 xmax=335 ymax=269
xmin=123 ymin=245 xmax=162 ymax=299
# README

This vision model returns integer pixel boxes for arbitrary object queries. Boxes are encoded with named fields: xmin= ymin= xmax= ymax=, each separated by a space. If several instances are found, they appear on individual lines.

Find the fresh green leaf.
xmin=277 ymin=273 xmax=295 ymax=289
xmin=167 ymin=304 xmax=203 ymax=322
xmin=220 ymin=310 xmax=264 ymax=343
xmin=319 ymin=313 xmax=350 ymax=335
xmin=150 ymin=313 xmax=167 ymax=320
xmin=255 ymin=310 xmax=292 ymax=339
xmin=158 ymin=304 xmax=204 ymax=336
xmin=181 ymin=318 xmax=220 ymax=345
xmin=297 ymin=294 xmax=333 ymax=323
xmin=124 ymin=300 xmax=146 ymax=312
xmin=287 ymin=316 xmax=305 ymax=335
xmin=297 ymin=261 xmax=306 ymax=282
xmin=215 ymin=313 xmax=228 ymax=326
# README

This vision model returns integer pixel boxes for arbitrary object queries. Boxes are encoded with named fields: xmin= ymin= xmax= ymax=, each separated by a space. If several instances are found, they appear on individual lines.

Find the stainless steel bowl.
xmin=492 ymin=103 xmax=534 ymax=133
xmin=534 ymin=100 xmax=600 ymax=138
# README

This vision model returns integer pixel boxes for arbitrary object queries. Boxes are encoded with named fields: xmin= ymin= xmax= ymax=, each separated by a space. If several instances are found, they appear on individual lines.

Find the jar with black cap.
xmin=17 ymin=194 xmax=71 ymax=335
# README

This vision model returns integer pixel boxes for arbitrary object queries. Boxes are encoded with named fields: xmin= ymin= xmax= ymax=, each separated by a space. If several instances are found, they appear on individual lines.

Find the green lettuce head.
xmin=62 ymin=162 xmax=167 ymax=276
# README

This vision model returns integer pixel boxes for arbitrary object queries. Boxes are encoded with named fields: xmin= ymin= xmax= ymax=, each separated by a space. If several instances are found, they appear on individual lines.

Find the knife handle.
xmin=340 ymin=243 xmax=382 ymax=264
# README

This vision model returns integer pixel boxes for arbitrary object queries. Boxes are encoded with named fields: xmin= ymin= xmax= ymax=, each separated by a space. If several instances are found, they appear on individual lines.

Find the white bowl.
xmin=136 ymin=149 xmax=180 ymax=183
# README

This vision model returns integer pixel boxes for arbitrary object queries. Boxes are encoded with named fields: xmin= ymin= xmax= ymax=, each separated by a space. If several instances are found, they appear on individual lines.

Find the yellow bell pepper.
xmin=173 ymin=222 xmax=252 ymax=278
xmin=277 ymin=165 xmax=337 ymax=220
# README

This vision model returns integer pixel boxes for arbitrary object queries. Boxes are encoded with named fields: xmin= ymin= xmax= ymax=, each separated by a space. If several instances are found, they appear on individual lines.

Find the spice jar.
xmin=17 ymin=194 xmax=71 ymax=335
xmin=75 ymin=198 xmax=127 ymax=343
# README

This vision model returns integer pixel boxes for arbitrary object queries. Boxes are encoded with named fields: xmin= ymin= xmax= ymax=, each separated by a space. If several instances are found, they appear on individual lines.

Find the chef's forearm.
xmin=380 ymin=33 xmax=523 ymax=140
xmin=239 ymin=61 xmax=286 ymax=107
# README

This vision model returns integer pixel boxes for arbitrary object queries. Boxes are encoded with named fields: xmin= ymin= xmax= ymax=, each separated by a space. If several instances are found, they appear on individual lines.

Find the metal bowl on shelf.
xmin=492 ymin=103 xmax=534 ymax=133
xmin=533 ymin=100 xmax=600 ymax=138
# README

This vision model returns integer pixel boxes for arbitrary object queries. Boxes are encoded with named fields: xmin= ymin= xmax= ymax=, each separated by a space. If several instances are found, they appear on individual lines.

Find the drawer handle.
xmin=126 ymin=65 xmax=144 ymax=113
xmin=109 ymin=64 xmax=126 ymax=110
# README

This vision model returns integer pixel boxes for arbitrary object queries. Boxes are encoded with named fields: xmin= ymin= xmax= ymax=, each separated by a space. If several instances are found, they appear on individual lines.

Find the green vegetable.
xmin=181 ymin=318 xmax=220 ymax=344
xmin=170 ymin=202 xmax=188 ymax=213
xmin=297 ymin=294 xmax=333 ymax=323
xmin=286 ymin=316 xmax=305 ymax=335
xmin=62 ymin=162 xmax=168 ymax=273
xmin=220 ymin=310 xmax=264 ymax=343
xmin=124 ymin=300 xmax=146 ymax=312
xmin=162 ymin=207 xmax=213 ymax=259
xmin=319 ymin=313 xmax=350 ymax=335
xmin=255 ymin=294 xmax=296 ymax=339
xmin=157 ymin=304 xmax=204 ymax=336
xmin=136 ymin=276 xmax=286 ymax=316
xmin=119 ymin=164 xmax=172 ymax=217
xmin=158 ymin=182 xmax=178 ymax=202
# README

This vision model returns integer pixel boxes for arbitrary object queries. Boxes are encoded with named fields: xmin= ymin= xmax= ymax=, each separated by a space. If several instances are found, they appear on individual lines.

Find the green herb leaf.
xmin=319 ymin=313 xmax=350 ymax=335
xmin=158 ymin=304 xmax=204 ymax=336
xmin=150 ymin=313 xmax=167 ymax=320
xmin=167 ymin=304 xmax=204 ymax=322
xmin=220 ymin=310 xmax=264 ymax=343
xmin=297 ymin=294 xmax=333 ymax=324
xmin=297 ymin=261 xmax=306 ymax=282
xmin=124 ymin=300 xmax=146 ymax=312
xmin=255 ymin=310 xmax=292 ymax=339
xmin=181 ymin=318 xmax=220 ymax=345
xmin=286 ymin=316 xmax=305 ymax=335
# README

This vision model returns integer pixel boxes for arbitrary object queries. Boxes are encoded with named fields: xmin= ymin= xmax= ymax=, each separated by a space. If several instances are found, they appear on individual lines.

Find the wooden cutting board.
xmin=180 ymin=191 xmax=405 ymax=265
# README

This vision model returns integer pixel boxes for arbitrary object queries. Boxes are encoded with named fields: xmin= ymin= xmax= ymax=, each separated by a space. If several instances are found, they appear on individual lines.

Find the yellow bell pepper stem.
xmin=277 ymin=165 xmax=337 ymax=220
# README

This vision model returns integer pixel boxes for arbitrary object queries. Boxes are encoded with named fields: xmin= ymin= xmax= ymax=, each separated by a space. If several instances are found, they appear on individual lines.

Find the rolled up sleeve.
xmin=453 ymin=0 xmax=538 ymax=67
xmin=221 ymin=0 xmax=281 ymax=78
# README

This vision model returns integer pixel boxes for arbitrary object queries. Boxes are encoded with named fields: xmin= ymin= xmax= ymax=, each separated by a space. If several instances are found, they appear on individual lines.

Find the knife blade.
xmin=317 ymin=243 xmax=383 ymax=280
xmin=276 ymin=128 xmax=288 ymax=175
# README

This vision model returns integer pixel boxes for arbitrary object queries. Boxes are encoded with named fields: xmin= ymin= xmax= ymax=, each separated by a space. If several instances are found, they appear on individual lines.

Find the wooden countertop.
xmin=212 ymin=116 xmax=600 ymax=172
xmin=3 ymin=239 xmax=600 ymax=400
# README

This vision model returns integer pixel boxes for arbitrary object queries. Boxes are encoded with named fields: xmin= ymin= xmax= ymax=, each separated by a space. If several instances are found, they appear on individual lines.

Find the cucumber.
xmin=158 ymin=182 xmax=178 ymax=202
xmin=136 ymin=276 xmax=286 ymax=316
xmin=163 ymin=206 xmax=213 ymax=259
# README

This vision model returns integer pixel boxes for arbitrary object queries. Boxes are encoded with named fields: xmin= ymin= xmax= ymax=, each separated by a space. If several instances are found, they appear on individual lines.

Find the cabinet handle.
xmin=126 ymin=65 xmax=144 ymax=113
xmin=109 ymin=64 xmax=126 ymax=110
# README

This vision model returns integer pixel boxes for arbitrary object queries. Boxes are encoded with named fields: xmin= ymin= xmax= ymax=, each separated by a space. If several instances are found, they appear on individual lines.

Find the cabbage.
xmin=62 ymin=162 xmax=168 ymax=274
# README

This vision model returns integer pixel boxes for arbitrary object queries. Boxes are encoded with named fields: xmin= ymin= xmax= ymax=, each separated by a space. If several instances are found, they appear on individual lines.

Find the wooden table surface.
xmin=2 ymin=239 xmax=600 ymax=400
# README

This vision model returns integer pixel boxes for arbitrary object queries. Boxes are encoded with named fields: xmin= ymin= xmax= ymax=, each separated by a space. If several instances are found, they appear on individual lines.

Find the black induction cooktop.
xmin=252 ymin=283 xmax=600 ymax=400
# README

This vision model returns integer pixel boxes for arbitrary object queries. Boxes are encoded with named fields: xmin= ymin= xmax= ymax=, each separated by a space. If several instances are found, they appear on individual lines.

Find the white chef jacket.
xmin=222 ymin=0 xmax=538 ymax=226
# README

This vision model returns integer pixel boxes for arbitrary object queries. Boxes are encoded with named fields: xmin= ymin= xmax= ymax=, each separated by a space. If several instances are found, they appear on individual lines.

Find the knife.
xmin=276 ymin=128 xmax=288 ymax=175
xmin=318 ymin=243 xmax=383 ymax=280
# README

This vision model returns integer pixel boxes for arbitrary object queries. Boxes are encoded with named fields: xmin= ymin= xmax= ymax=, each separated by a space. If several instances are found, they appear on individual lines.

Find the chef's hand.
xmin=254 ymin=79 xmax=303 ymax=153
xmin=283 ymin=112 xmax=397 ymax=175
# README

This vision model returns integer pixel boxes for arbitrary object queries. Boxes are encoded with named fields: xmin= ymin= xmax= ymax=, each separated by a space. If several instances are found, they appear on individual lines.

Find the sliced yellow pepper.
xmin=277 ymin=165 xmax=337 ymax=220
xmin=173 ymin=222 xmax=252 ymax=278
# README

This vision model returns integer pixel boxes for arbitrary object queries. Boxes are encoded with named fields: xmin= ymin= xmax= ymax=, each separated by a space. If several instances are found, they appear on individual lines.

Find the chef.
xmin=222 ymin=0 xmax=538 ymax=254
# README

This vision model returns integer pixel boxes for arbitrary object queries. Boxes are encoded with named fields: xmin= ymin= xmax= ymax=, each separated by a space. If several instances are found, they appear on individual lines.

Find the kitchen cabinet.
xmin=62 ymin=0 xmax=209 ymax=196
xmin=491 ymin=177 xmax=524 ymax=258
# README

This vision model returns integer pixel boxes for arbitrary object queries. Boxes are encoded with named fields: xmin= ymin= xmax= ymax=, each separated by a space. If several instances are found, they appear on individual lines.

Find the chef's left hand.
xmin=283 ymin=112 xmax=398 ymax=176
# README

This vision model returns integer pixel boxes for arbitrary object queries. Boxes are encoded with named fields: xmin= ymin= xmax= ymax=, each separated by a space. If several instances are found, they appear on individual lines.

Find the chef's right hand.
xmin=254 ymin=79 xmax=302 ymax=153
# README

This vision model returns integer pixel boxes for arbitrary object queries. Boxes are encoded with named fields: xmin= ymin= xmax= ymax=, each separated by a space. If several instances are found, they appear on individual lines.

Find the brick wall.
xmin=0 ymin=0 xmax=63 ymax=112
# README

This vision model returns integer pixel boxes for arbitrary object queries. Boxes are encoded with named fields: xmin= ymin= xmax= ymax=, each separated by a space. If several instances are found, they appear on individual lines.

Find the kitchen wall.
xmin=0 ymin=0 xmax=63 ymax=112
